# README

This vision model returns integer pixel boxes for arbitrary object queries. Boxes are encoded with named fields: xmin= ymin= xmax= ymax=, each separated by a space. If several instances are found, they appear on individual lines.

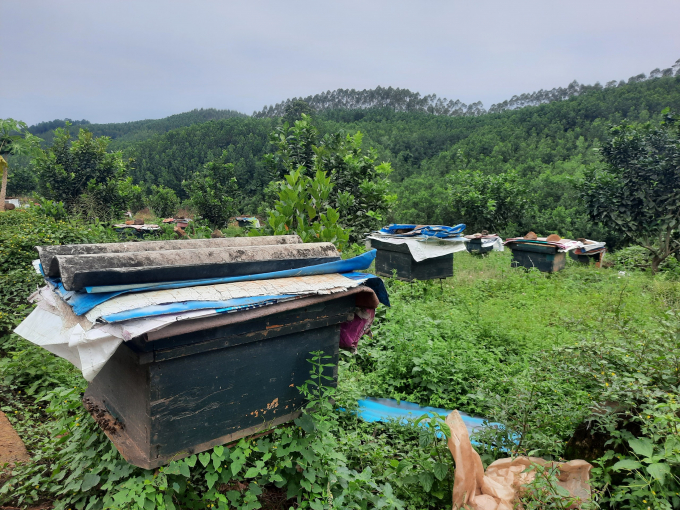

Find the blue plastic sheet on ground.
xmin=101 ymin=295 xmax=299 ymax=323
xmin=355 ymin=397 xmax=500 ymax=441
xmin=48 ymin=250 xmax=380 ymax=316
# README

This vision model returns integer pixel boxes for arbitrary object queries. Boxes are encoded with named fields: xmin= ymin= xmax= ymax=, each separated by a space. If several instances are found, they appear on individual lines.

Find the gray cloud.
xmin=1 ymin=0 xmax=678 ymax=125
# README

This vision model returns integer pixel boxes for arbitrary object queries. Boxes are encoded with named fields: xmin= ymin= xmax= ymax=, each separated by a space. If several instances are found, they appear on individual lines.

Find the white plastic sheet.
xmin=368 ymin=236 xmax=468 ymax=262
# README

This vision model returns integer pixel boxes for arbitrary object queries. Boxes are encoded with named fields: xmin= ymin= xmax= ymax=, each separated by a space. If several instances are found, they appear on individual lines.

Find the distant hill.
xmin=29 ymin=108 xmax=247 ymax=148
xmin=253 ymin=61 xmax=679 ymax=118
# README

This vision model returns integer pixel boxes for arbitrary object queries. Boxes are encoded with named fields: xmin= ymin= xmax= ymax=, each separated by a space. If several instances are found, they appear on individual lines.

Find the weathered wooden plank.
xmin=58 ymin=243 xmax=340 ymax=290
xmin=126 ymin=295 xmax=355 ymax=356
xmin=37 ymin=236 xmax=303 ymax=278
xmin=83 ymin=341 xmax=151 ymax=466
xmin=149 ymin=313 xmax=353 ymax=363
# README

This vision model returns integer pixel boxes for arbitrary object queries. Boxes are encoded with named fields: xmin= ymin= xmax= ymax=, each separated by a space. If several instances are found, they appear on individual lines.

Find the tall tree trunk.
xmin=651 ymin=255 xmax=662 ymax=273
xmin=0 ymin=155 xmax=8 ymax=212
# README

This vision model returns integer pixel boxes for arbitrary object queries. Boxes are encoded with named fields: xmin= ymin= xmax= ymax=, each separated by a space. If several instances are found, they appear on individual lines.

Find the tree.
xmin=0 ymin=119 xmax=42 ymax=211
xmin=183 ymin=150 xmax=239 ymax=227
xmin=282 ymin=100 xmax=315 ymax=126
xmin=148 ymin=184 xmax=179 ymax=218
xmin=265 ymin=115 xmax=395 ymax=240
xmin=580 ymin=109 xmax=680 ymax=272
xmin=34 ymin=125 xmax=131 ymax=218
xmin=448 ymin=169 xmax=529 ymax=235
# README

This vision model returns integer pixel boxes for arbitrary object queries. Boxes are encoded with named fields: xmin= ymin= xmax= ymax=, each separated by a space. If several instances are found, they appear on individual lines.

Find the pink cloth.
xmin=339 ymin=308 xmax=375 ymax=351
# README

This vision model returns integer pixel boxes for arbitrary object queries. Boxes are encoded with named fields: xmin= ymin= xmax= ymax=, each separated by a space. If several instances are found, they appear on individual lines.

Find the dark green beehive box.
xmin=371 ymin=239 xmax=453 ymax=281
xmin=509 ymin=243 xmax=566 ymax=273
xmin=83 ymin=294 xmax=356 ymax=469
xmin=466 ymin=239 xmax=494 ymax=255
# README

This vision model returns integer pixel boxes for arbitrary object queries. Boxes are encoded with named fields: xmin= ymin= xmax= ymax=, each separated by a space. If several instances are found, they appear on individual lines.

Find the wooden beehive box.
xmin=466 ymin=239 xmax=494 ymax=255
xmin=509 ymin=243 xmax=566 ymax=273
xmin=371 ymin=239 xmax=453 ymax=281
xmin=83 ymin=294 xmax=355 ymax=469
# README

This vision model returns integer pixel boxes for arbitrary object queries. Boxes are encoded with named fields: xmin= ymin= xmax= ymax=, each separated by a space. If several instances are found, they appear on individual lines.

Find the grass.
xmin=0 ymin=209 xmax=679 ymax=509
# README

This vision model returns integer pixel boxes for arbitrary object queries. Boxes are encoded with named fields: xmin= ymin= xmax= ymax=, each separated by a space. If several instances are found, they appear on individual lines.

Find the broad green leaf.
xmin=433 ymin=462 xmax=449 ymax=481
xmin=81 ymin=473 xmax=100 ymax=491
xmin=198 ymin=452 xmax=210 ymax=467
xmin=179 ymin=463 xmax=190 ymax=478
xmin=244 ymin=467 xmax=261 ymax=478
xmin=628 ymin=438 xmax=654 ymax=459
xmin=611 ymin=459 xmax=643 ymax=471
xmin=205 ymin=472 xmax=219 ymax=489
xmin=646 ymin=463 xmax=671 ymax=483
xmin=418 ymin=472 xmax=434 ymax=492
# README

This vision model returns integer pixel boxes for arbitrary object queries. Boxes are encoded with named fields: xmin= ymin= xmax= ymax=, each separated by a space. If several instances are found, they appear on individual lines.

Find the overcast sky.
xmin=2 ymin=1 xmax=679 ymax=125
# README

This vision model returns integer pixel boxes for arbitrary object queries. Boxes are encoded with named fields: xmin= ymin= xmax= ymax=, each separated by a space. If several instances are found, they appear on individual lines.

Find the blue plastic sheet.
xmin=342 ymin=272 xmax=390 ymax=307
xmin=101 ymin=295 xmax=298 ymax=323
xmin=355 ymin=397 xmax=496 ymax=439
xmin=377 ymin=224 xmax=466 ymax=238
xmin=50 ymin=250 xmax=381 ymax=316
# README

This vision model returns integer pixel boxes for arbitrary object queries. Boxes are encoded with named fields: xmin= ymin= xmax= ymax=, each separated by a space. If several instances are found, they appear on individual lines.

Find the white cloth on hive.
xmin=367 ymin=236 xmax=468 ymax=262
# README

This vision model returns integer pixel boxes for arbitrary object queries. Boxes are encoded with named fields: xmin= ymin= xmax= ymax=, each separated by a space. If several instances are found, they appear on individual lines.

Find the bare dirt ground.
xmin=0 ymin=410 xmax=30 ymax=467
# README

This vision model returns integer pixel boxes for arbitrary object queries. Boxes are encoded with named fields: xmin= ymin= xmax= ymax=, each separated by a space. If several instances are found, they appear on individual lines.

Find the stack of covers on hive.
xmin=504 ymin=233 xmax=606 ymax=253
xmin=15 ymin=235 xmax=389 ymax=382
xmin=366 ymin=223 xmax=473 ymax=262
xmin=464 ymin=231 xmax=505 ymax=252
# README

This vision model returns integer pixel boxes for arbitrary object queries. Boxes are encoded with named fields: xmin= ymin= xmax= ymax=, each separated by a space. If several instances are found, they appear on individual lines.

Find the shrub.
xmin=148 ymin=184 xmax=180 ymax=218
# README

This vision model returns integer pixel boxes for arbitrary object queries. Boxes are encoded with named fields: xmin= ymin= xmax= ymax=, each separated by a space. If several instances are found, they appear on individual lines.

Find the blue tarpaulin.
xmin=377 ymin=224 xmax=466 ymax=238
xmin=46 ymin=250 xmax=384 ymax=316
xmin=101 ymin=295 xmax=299 ymax=323
xmin=355 ymin=397 xmax=496 ymax=439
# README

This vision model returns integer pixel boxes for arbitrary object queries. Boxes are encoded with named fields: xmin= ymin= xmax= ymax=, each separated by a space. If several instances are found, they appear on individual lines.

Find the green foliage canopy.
xmin=267 ymin=115 xmax=394 ymax=240
xmin=581 ymin=109 xmax=680 ymax=271
xmin=34 ymin=126 xmax=131 ymax=218
xmin=148 ymin=184 xmax=180 ymax=218
xmin=448 ymin=168 xmax=528 ymax=235
xmin=183 ymin=150 xmax=240 ymax=228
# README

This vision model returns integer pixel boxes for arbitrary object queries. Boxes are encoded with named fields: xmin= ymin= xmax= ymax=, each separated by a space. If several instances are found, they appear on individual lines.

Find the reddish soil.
xmin=0 ymin=410 xmax=30 ymax=467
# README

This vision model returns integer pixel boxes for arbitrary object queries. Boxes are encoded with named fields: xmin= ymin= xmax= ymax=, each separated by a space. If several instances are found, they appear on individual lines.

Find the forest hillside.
xmin=11 ymin=66 xmax=680 ymax=245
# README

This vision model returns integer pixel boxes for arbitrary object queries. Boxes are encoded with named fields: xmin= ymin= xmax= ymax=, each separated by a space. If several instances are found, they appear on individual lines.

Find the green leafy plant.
xmin=34 ymin=124 xmax=132 ymax=220
xmin=183 ymin=150 xmax=240 ymax=228
xmin=148 ymin=184 xmax=180 ymax=218
xmin=257 ymin=166 xmax=350 ymax=250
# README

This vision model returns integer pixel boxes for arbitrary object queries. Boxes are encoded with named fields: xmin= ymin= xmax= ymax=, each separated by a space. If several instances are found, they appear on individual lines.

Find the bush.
xmin=148 ymin=184 xmax=180 ymax=218
xmin=183 ymin=150 xmax=239 ymax=228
